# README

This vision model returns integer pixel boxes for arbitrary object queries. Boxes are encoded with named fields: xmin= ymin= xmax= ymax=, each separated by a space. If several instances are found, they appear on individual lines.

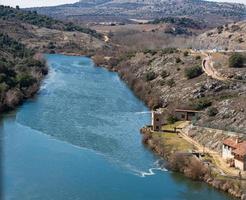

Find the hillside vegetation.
xmin=30 ymin=0 xmax=246 ymax=27
xmin=0 ymin=6 xmax=106 ymax=113
xmin=93 ymin=46 xmax=246 ymax=133
xmin=0 ymin=6 xmax=106 ymax=56
xmin=0 ymin=5 xmax=101 ymax=38
xmin=196 ymin=21 xmax=246 ymax=50
xmin=0 ymin=33 xmax=47 ymax=112
xmin=150 ymin=17 xmax=205 ymax=29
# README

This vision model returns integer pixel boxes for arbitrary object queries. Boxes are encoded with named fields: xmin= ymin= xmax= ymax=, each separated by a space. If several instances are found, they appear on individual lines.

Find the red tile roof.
xmin=223 ymin=138 xmax=246 ymax=157
xmin=223 ymin=138 xmax=238 ymax=149
xmin=233 ymin=142 xmax=246 ymax=157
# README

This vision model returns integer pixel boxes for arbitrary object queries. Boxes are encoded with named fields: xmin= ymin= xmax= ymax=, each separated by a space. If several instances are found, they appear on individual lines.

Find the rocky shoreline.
xmin=140 ymin=128 xmax=246 ymax=200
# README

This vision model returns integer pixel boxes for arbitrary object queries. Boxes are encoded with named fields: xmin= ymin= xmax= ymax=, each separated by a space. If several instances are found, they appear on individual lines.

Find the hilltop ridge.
xmin=29 ymin=0 xmax=246 ymax=27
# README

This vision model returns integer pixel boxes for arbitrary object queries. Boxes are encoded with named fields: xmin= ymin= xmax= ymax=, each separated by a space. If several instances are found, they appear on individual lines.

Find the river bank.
xmin=2 ymin=51 xmax=243 ymax=199
xmin=90 ymin=53 xmax=246 ymax=200
xmin=0 ymin=52 xmax=48 ymax=114
xmin=3 ymin=54 xmax=232 ymax=200
xmin=140 ymin=126 xmax=246 ymax=200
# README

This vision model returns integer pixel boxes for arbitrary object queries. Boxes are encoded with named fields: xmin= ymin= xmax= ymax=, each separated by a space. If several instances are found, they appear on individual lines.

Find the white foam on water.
xmin=132 ymin=167 xmax=168 ymax=178
xmin=40 ymin=66 xmax=57 ymax=91
xmin=134 ymin=111 xmax=152 ymax=115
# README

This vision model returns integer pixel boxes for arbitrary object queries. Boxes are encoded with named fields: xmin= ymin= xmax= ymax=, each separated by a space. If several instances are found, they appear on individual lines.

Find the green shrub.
xmin=167 ymin=115 xmax=178 ymax=124
xmin=161 ymin=47 xmax=177 ymax=54
xmin=195 ymin=55 xmax=201 ymax=60
xmin=192 ymin=99 xmax=212 ymax=110
xmin=185 ymin=66 xmax=203 ymax=79
xmin=161 ymin=70 xmax=169 ymax=79
xmin=143 ymin=49 xmax=157 ymax=56
xmin=228 ymin=53 xmax=245 ymax=68
xmin=217 ymin=25 xmax=224 ymax=34
xmin=166 ymin=78 xmax=175 ymax=87
xmin=0 ymin=82 xmax=8 ymax=93
xmin=183 ymin=51 xmax=189 ymax=57
xmin=17 ymin=74 xmax=37 ymax=88
xmin=176 ymin=57 xmax=182 ymax=63
xmin=207 ymin=107 xmax=218 ymax=116
xmin=145 ymin=71 xmax=156 ymax=81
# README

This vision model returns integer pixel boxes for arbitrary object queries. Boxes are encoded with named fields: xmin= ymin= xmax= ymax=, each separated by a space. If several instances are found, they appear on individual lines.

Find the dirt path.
xmin=202 ymin=53 xmax=228 ymax=81
xmin=177 ymin=123 xmax=245 ymax=177
xmin=104 ymin=35 xmax=109 ymax=42
xmin=200 ymin=50 xmax=246 ymax=83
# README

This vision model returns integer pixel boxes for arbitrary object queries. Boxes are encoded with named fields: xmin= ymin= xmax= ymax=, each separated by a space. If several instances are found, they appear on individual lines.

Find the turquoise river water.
xmin=1 ymin=54 xmax=232 ymax=200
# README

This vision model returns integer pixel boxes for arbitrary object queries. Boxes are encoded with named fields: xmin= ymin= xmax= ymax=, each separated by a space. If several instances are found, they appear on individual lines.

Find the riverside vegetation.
xmin=0 ymin=5 xmax=105 ymax=114
xmin=141 ymin=125 xmax=246 ymax=199
xmin=0 ymin=33 xmax=47 ymax=112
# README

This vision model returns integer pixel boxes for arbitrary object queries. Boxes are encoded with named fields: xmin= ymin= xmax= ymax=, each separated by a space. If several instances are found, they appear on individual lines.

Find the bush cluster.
xmin=185 ymin=66 xmax=203 ymax=79
xmin=207 ymin=107 xmax=219 ymax=116
xmin=0 ymin=33 xmax=46 ymax=105
xmin=145 ymin=71 xmax=156 ymax=81
xmin=192 ymin=98 xmax=212 ymax=110
xmin=0 ymin=5 xmax=101 ymax=38
xmin=229 ymin=53 xmax=245 ymax=68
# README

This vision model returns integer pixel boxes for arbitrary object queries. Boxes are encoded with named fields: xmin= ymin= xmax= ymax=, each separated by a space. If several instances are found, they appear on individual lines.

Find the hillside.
xmin=0 ymin=6 xmax=106 ymax=113
xmin=0 ymin=5 xmax=101 ymax=38
xmin=93 ymin=47 xmax=246 ymax=133
xmin=0 ymin=19 xmax=105 ymax=55
xmin=196 ymin=20 xmax=246 ymax=50
xmin=0 ymin=33 xmax=47 ymax=112
xmin=29 ymin=0 xmax=246 ymax=27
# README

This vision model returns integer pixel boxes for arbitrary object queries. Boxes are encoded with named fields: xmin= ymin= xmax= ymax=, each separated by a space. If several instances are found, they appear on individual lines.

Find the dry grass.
xmin=152 ymin=132 xmax=195 ymax=153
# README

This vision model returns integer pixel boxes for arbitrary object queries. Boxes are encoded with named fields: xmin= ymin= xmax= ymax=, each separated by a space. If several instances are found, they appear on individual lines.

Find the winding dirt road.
xmin=201 ymin=50 xmax=246 ymax=83
xmin=202 ymin=55 xmax=227 ymax=81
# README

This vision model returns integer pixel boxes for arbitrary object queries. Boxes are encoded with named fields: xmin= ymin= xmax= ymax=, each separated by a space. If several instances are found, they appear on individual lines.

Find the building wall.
xmin=234 ymin=159 xmax=246 ymax=171
xmin=222 ymin=145 xmax=234 ymax=159
xmin=152 ymin=112 xmax=164 ymax=131
xmin=175 ymin=112 xmax=187 ymax=121
xmin=175 ymin=111 xmax=196 ymax=121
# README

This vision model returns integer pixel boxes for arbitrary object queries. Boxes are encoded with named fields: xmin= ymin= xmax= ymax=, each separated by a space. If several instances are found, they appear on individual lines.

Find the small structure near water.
xmin=151 ymin=108 xmax=202 ymax=132
xmin=222 ymin=138 xmax=246 ymax=171
xmin=174 ymin=109 xmax=202 ymax=121
xmin=152 ymin=109 xmax=165 ymax=131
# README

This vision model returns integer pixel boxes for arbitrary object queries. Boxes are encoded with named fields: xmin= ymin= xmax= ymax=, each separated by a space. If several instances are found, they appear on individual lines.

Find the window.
xmin=156 ymin=126 xmax=159 ymax=130
xmin=181 ymin=114 xmax=185 ymax=119
xmin=156 ymin=118 xmax=159 ymax=122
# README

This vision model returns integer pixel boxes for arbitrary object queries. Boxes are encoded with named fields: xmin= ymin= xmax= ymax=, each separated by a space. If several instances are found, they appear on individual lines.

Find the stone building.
xmin=151 ymin=110 xmax=165 ymax=131
xmin=174 ymin=109 xmax=202 ymax=121
xmin=222 ymin=138 xmax=246 ymax=171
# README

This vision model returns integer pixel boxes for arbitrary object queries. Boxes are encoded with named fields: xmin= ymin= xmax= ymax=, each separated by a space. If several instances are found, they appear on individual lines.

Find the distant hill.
xmin=196 ymin=21 xmax=246 ymax=50
xmin=0 ymin=5 xmax=101 ymax=38
xmin=28 ymin=0 xmax=246 ymax=27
